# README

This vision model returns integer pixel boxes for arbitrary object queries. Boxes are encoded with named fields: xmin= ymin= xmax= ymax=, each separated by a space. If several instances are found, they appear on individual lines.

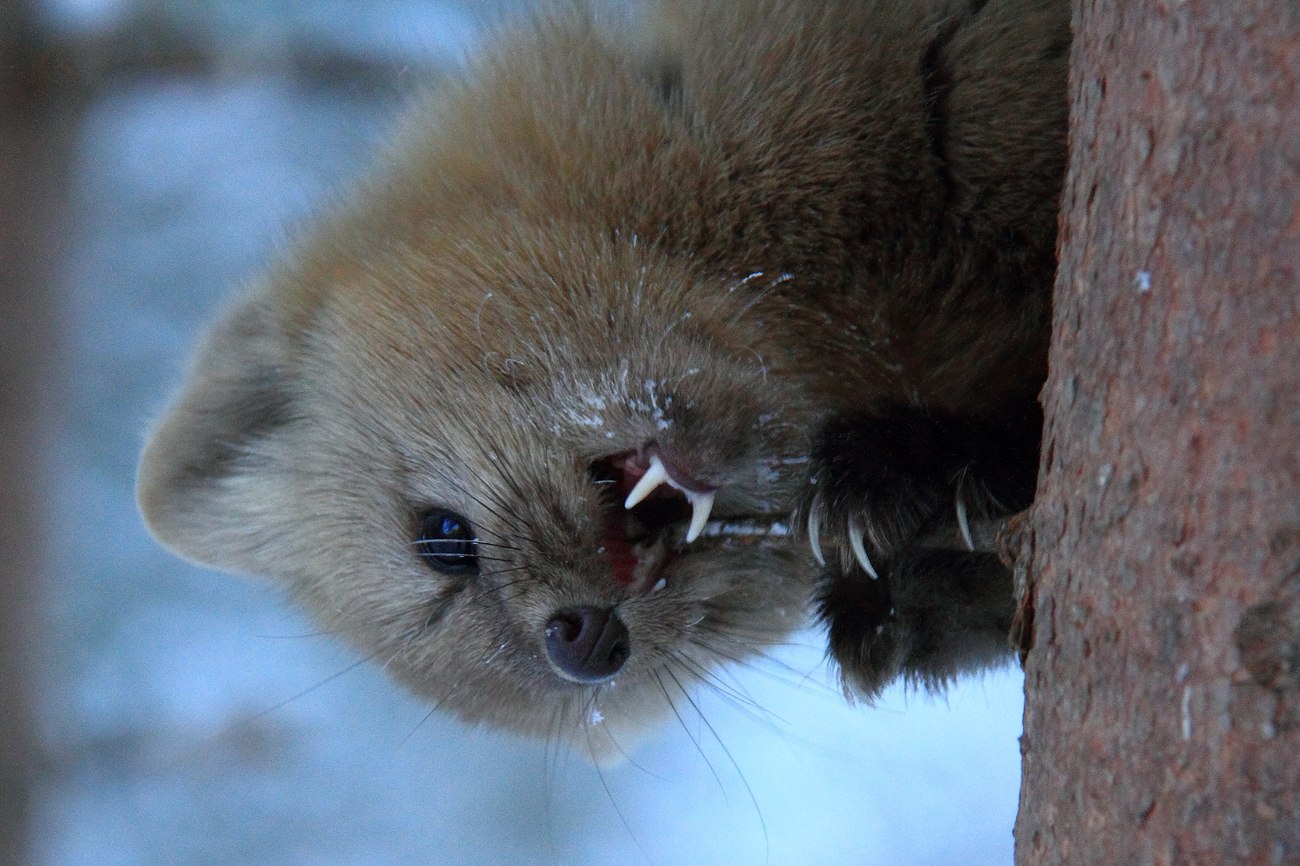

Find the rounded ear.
xmin=136 ymin=289 xmax=304 ymax=577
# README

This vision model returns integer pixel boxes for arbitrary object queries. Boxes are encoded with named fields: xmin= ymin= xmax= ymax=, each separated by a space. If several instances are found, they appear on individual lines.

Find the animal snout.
xmin=544 ymin=605 xmax=630 ymax=683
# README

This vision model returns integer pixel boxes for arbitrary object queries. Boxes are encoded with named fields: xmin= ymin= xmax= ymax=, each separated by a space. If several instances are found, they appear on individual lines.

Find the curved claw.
xmin=955 ymin=489 xmax=975 ymax=551
xmin=847 ymin=517 xmax=879 ymax=580
xmin=807 ymin=508 xmax=827 ymax=566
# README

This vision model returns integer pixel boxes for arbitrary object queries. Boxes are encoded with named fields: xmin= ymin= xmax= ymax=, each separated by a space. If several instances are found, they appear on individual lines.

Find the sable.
xmin=138 ymin=0 xmax=1068 ymax=758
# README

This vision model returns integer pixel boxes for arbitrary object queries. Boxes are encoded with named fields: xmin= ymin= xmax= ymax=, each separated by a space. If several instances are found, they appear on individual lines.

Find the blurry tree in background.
xmin=1016 ymin=1 xmax=1299 ymax=862
xmin=0 ymin=3 xmax=424 ymax=862
xmin=2 ymin=1 xmax=64 ymax=862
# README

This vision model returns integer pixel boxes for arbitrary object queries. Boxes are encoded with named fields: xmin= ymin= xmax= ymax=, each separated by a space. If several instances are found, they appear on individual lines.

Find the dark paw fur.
xmin=819 ymin=550 xmax=1016 ymax=699
xmin=795 ymin=400 xmax=1041 ymax=697
xmin=794 ymin=401 xmax=1041 ymax=578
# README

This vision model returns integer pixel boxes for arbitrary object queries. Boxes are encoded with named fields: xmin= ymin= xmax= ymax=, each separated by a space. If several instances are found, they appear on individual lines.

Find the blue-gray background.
xmin=32 ymin=1 xmax=1024 ymax=863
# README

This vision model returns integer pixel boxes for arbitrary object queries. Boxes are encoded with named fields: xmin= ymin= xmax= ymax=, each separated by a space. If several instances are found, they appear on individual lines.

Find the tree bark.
xmin=1015 ymin=1 xmax=1299 ymax=863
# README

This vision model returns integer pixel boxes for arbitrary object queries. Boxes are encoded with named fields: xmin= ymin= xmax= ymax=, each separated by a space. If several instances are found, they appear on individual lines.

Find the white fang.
xmin=623 ymin=452 xmax=716 ymax=544
xmin=624 ymin=454 xmax=671 ymax=509
xmin=847 ymin=517 xmax=879 ymax=579
xmin=684 ymin=489 xmax=715 ymax=543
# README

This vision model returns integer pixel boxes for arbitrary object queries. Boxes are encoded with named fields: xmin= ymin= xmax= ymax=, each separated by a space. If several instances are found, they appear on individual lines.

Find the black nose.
xmin=544 ymin=606 xmax=631 ymax=683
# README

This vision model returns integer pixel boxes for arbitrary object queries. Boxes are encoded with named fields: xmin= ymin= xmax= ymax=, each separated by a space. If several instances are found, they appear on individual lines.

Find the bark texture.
xmin=1015 ymin=1 xmax=1300 ymax=864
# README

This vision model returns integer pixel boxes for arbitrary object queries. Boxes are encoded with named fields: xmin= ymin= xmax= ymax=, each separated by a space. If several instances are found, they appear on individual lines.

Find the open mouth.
xmin=589 ymin=446 xmax=789 ymax=593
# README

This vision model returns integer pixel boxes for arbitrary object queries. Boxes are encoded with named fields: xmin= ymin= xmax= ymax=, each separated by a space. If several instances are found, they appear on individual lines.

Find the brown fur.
xmin=138 ymin=0 xmax=1067 ymax=758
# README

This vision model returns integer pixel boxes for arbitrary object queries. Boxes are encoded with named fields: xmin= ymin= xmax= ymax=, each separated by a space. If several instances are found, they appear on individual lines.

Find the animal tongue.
xmin=600 ymin=514 xmax=640 ymax=588
xmin=600 ymin=510 xmax=677 ymax=594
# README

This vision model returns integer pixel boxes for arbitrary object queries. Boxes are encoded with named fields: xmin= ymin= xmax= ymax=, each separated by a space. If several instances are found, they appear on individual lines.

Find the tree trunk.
xmin=1 ymin=3 xmax=71 ymax=862
xmin=1014 ymin=1 xmax=1299 ymax=863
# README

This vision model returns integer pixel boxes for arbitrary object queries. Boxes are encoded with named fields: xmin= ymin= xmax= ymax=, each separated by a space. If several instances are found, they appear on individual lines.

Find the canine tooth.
xmin=622 ymin=451 xmax=718 ymax=543
xmin=683 ymin=489 xmax=716 ymax=543
xmin=955 ymin=489 xmax=975 ymax=551
xmin=651 ymin=577 xmax=667 ymax=593
xmin=624 ymin=454 xmax=669 ymax=509
xmin=807 ymin=509 xmax=826 ymax=566
xmin=847 ymin=517 xmax=879 ymax=579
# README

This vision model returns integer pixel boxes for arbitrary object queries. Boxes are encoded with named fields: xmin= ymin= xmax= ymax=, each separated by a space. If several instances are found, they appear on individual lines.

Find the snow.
xmin=33 ymin=2 xmax=1025 ymax=864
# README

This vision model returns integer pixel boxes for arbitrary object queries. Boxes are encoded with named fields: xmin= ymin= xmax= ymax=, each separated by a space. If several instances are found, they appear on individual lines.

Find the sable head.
xmin=137 ymin=200 xmax=816 ymax=759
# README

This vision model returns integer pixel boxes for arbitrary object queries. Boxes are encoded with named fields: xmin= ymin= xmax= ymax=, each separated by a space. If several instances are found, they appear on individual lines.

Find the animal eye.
xmin=415 ymin=509 xmax=479 ymax=574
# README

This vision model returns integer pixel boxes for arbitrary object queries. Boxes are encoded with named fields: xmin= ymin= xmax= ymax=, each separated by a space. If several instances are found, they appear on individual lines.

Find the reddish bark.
xmin=1015 ymin=1 xmax=1299 ymax=863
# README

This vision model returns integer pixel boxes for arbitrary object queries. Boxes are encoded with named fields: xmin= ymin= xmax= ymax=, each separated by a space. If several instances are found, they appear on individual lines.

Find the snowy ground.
xmin=32 ymin=2 xmax=1025 ymax=864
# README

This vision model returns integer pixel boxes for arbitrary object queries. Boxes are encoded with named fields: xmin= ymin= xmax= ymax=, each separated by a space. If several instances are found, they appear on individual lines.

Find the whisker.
xmin=401 ymin=702 xmax=443 ymax=748
xmin=496 ymin=587 xmax=533 ymax=607
xmin=541 ymin=701 xmax=567 ymax=863
xmin=254 ymin=606 xmax=416 ymax=642
xmin=653 ymin=669 xmax=728 ymax=801
xmin=477 ymin=566 xmax=530 ymax=580
xmin=669 ymin=651 xmax=788 ymax=727
xmin=475 ymin=440 xmax=551 ymax=537
xmin=448 ymin=473 xmax=546 ymax=548
xmin=407 ymin=538 xmax=521 ymax=553
xmin=689 ymin=631 xmax=836 ymax=697
xmin=467 ymin=573 xmax=536 ymax=606
xmin=246 ymin=651 xmax=382 ymax=723
xmin=584 ymin=692 xmax=664 ymax=781
xmin=415 ymin=551 xmax=515 ymax=567
xmin=662 ymin=666 xmax=770 ymax=863
xmin=583 ymin=723 xmax=652 ymax=863
xmin=402 ymin=635 xmax=509 ymax=746
xmin=256 ymin=625 xmax=379 ymax=640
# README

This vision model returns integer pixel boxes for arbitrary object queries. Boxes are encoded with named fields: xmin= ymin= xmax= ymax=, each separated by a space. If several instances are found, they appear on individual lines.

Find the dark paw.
xmin=793 ymin=401 xmax=1041 ymax=577
xmin=819 ymin=549 xmax=1016 ymax=699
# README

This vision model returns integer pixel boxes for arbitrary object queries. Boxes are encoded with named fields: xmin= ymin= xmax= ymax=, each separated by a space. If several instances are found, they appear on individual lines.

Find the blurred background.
xmin=1 ymin=1 xmax=1025 ymax=863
